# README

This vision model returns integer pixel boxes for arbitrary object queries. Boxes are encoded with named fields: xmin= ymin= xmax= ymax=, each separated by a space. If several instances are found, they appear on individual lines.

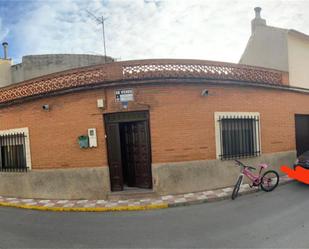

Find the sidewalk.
xmin=0 ymin=175 xmax=293 ymax=212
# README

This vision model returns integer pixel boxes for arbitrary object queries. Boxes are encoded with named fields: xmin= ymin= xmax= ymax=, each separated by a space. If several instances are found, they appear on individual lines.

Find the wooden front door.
xmin=105 ymin=122 xmax=123 ymax=191
xmin=130 ymin=121 xmax=152 ymax=188
xmin=120 ymin=123 xmax=135 ymax=187
xmin=104 ymin=111 xmax=152 ymax=191
xmin=295 ymin=114 xmax=309 ymax=156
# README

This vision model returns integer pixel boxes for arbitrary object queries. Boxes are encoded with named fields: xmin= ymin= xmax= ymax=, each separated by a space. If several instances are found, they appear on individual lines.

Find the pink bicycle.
xmin=231 ymin=159 xmax=279 ymax=200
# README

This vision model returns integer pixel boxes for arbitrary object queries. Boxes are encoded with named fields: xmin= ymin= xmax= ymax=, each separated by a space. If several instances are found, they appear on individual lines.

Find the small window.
xmin=0 ymin=128 xmax=31 ymax=172
xmin=215 ymin=113 xmax=261 ymax=160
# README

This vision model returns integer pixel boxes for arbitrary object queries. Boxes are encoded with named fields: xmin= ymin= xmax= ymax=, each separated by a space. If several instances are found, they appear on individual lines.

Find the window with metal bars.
xmin=217 ymin=114 xmax=261 ymax=160
xmin=0 ymin=133 xmax=28 ymax=172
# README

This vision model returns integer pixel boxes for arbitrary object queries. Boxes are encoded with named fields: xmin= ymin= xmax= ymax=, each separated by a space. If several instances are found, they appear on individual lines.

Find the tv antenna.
xmin=86 ymin=10 xmax=108 ymax=63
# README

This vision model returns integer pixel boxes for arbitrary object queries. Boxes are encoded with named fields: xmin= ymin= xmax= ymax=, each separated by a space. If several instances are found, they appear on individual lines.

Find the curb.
xmin=168 ymin=178 xmax=295 ymax=208
xmin=0 ymin=178 xmax=294 ymax=212
xmin=0 ymin=201 xmax=168 ymax=212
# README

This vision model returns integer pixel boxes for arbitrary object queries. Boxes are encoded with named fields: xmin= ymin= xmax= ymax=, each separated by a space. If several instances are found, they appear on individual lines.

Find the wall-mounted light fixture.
xmin=201 ymin=89 xmax=209 ymax=96
xmin=42 ymin=104 xmax=50 ymax=111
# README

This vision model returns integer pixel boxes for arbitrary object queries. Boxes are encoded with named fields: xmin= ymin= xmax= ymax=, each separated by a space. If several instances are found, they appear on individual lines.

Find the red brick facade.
xmin=0 ymin=79 xmax=308 ymax=170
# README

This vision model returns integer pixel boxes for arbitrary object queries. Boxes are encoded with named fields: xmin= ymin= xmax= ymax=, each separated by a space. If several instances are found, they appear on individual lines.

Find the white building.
xmin=240 ymin=7 xmax=309 ymax=89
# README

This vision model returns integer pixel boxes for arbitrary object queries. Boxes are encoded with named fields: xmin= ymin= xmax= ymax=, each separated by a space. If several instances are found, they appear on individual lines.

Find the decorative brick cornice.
xmin=0 ymin=59 xmax=286 ymax=105
xmin=122 ymin=61 xmax=283 ymax=84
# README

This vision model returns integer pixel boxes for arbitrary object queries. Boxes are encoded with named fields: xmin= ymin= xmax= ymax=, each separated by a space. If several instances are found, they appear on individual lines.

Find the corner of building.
xmin=287 ymin=30 xmax=309 ymax=89
xmin=0 ymin=58 xmax=12 ymax=87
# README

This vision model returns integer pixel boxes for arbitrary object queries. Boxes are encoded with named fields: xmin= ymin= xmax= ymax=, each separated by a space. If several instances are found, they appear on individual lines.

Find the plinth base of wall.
xmin=0 ymin=151 xmax=295 ymax=200
xmin=152 ymin=150 xmax=296 ymax=195
xmin=0 ymin=167 xmax=111 ymax=200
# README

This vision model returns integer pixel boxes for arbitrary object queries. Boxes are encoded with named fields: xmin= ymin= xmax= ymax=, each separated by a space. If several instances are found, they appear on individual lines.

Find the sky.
xmin=0 ymin=0 xmax=308 ymax=64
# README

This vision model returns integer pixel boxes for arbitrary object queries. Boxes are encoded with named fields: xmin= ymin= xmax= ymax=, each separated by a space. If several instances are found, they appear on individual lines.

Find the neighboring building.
xmin=0 ymin=43 xmax=114 ymax=87
xmin=0 ymin=8 xmax=307 ymax=200
xmin=0 ymin=43 xmax=12 ymax=86
xmin=240 ymin=7 xmax=309 ymax=89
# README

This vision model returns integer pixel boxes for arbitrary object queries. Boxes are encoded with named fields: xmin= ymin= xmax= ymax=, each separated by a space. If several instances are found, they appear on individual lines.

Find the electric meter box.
xmin=97 ymin=99 xmax=104 ymax=108
xmin=88 ymin=128 xmax=97 ymax=147
xmin=78 ymin=135 xmax=89 ymax=148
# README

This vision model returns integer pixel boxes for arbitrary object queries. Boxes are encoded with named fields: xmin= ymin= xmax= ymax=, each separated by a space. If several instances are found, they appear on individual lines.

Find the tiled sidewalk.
xmin=0 ymin=175 xmax=293 ymax=212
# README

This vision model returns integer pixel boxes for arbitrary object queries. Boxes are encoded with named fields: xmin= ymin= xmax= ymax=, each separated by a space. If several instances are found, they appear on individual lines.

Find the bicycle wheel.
xmin=260 ymin=170 xmax=279 ymax=192
xmin=231 ymin=175 xmax=243 ymax=200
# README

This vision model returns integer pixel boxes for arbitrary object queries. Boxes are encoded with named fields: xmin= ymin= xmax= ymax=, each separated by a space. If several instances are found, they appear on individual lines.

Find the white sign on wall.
xmin=115 ymin=89 xmax=134 ymax=102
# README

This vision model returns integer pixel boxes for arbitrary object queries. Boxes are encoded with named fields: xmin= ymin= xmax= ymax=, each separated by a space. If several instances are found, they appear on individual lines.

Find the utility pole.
xmin=86 ymin=10 xmax=108 ymax=63
xmin=101 ymin=16 xmax=107 ymax=62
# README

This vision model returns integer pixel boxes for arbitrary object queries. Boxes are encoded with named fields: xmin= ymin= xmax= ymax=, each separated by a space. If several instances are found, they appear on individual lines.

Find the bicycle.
xmin=231 ymin=159 xmax=279 ymax=200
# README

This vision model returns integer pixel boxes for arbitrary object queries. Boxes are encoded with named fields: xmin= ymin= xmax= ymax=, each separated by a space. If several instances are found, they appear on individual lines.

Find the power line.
xmin=86 ymin=10 xmax=108 ymax=63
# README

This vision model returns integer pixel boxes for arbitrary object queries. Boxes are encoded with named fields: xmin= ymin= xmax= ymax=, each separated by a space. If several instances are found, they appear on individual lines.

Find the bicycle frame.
xmin=240 ymin=165 xmax=265 ymax=186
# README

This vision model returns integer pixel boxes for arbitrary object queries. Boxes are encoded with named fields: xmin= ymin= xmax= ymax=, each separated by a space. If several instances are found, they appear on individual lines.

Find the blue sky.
xmin=0 ymin=0 xmax=309 ymax=63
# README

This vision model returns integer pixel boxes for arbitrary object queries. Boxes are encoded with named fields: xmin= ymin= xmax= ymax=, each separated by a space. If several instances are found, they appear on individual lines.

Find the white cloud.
xmin=6 ymin=0 xmax=309 ymax=63
xmin=0 ymin=18 xmax=8 ymax=41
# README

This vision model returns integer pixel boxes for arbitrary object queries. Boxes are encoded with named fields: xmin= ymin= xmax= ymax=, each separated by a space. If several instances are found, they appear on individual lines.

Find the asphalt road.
xmin=0 ymin=181 xmax=308 ymax=248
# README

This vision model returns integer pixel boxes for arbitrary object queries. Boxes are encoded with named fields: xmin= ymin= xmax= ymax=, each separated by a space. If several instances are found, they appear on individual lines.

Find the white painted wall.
xmin=239 ymin=25 xmax=289 ymax=71
xmin=0 ymin=59 xmax=12 ymax=87
xmin=287 ymin=33 xmax=309 ymax=89
xmin=240 ymin=13 xmax=309 ymax=90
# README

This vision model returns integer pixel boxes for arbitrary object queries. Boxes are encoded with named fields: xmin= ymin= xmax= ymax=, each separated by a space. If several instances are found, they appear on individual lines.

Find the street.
xmin=0 ymin=181 xmax=308 ymax=248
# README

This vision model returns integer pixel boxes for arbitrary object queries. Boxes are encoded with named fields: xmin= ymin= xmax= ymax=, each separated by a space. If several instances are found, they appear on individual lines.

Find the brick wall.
xmin=0 ymin=82 xmax=308 ymax=169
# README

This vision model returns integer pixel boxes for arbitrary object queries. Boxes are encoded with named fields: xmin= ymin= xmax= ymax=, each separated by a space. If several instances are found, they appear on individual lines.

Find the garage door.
xmin=295 ymin=114 xmax=309 ymax=156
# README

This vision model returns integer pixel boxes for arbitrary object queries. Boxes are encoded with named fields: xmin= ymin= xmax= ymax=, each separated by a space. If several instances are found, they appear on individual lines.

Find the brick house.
xmin=0 ymin=8 xmax=307 ymax=199
xmin=0 ymin=58 xmax=305 ymax=199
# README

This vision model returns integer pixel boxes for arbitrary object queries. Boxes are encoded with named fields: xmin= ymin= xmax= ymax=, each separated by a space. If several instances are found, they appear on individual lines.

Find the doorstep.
xmin=107 ymin=188 xmax=159 ymax=201
xmin=0 ymin=175 xmax=293 ymax=212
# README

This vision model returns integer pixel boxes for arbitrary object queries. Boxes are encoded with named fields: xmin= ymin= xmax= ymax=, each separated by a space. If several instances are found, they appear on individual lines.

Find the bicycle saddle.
xmin=258 ymin=163 xmax=268 ymax=169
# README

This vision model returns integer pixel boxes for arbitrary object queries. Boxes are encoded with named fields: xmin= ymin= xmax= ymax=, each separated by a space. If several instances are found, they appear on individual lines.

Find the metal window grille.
xmin=218 ymin=115 xmax=260 ymax=160
xmin=0 ymin=133 xmax=28 ymax=172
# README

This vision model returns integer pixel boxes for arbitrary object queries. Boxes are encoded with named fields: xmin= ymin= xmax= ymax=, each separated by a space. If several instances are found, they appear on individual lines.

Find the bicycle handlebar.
xmin=234 ymin=160 xmax=256 ymax=171
xmin=234 ymin=159 xmax=245 ymax=167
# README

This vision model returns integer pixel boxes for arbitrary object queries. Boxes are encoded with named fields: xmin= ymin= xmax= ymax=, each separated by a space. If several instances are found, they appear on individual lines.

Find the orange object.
xmin=281 ymin=165 xmax=309 ymax=184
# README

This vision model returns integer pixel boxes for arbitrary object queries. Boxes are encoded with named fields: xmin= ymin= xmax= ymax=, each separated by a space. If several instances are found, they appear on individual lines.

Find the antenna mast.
xmin=86 ymin=10 xmax=108 ymax=63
